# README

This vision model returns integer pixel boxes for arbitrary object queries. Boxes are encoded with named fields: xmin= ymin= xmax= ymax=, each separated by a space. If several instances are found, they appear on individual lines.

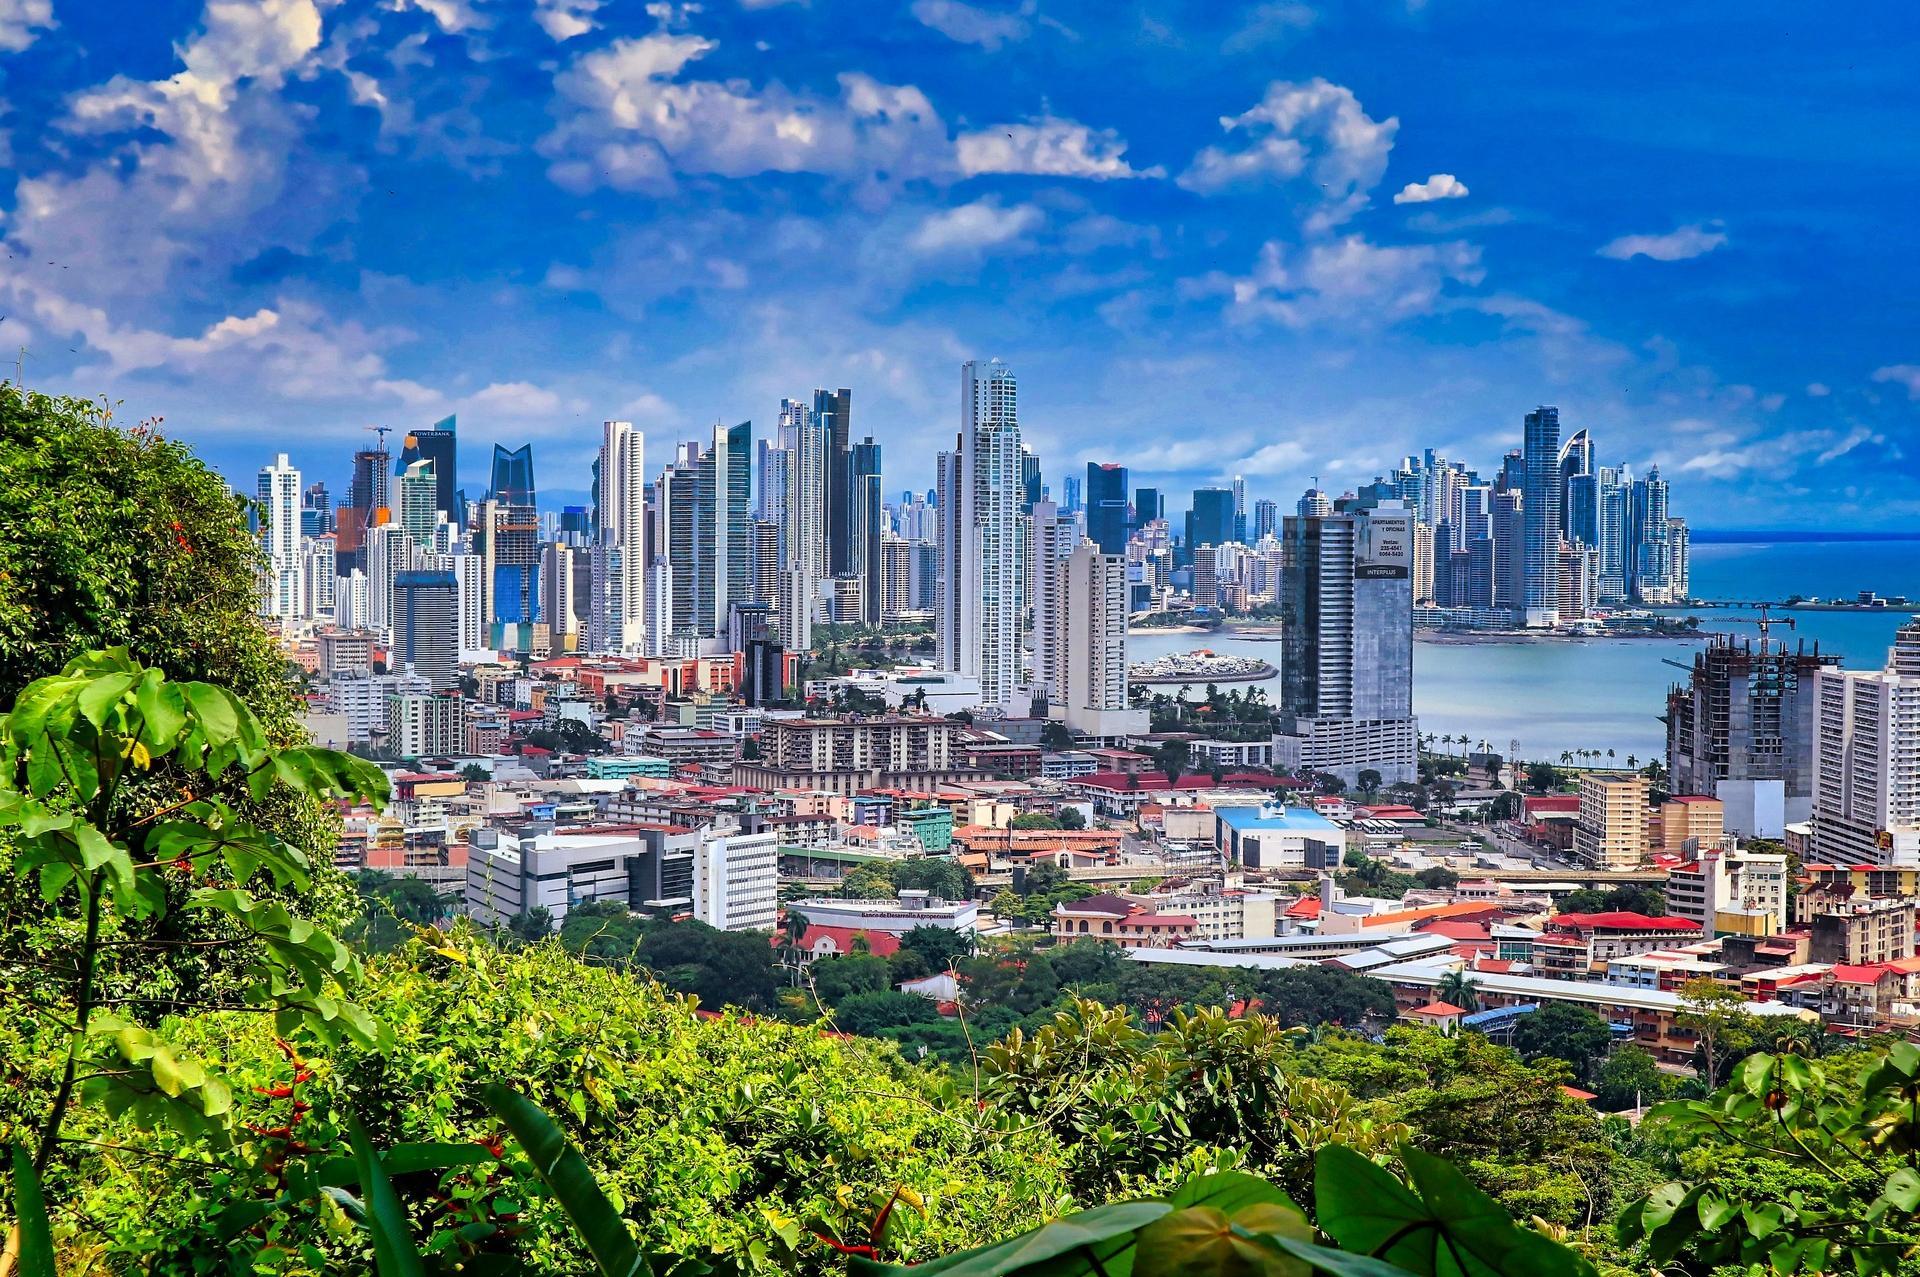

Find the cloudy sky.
xmin=2 ymin=0 xmax=1915 ymax=526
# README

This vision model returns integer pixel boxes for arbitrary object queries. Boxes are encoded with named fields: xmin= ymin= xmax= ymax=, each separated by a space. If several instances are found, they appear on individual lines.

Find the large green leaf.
xmin=8 ymin=1144 xmax=56 ymax=1277
xmin=1314 ymin=1146 xmax=1592 ymax=1277
xmin=1134 ymin=1204 xmax=1311 ymax=1277
xmin=348 ymin=1118 xmax=429 ymax=1277
xmin=848 ymin=1201 xmax=1172 ymax=1277
xmin=481 ymin=1082 xmax=652 ymax=1277
xmin=1166 ymin=1172 xmax=1301 ymax=1217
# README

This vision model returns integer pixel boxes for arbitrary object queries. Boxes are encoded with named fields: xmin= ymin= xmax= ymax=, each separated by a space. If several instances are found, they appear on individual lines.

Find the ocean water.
xmin=1128 ymin=537 xmax=1920 ymax=763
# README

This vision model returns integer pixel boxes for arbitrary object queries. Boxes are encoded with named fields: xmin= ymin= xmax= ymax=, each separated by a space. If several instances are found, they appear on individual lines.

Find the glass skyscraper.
xmin=1086 ymin=462 xmax=1129 ymax=553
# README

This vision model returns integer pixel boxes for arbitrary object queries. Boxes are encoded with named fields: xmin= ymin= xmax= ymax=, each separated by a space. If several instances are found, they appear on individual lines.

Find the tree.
xmin=989 ymin=887 xmax=1021 ymax=918
xmin=833 ymin=990 xmax=940 ymax=1036
xmin=1415 ymin=866 xmax=1460 ymax=890
xmin=1040 ymin=721 xmax=1076 ymax=752
xmin=898 ymin=923 xmax=975 ymax=971
xmin=810 ymin=952 xmax=892 ymax=1005
xmin=1676 ymin=976 xmax=1756 ymax=1091
xmin=1056 ymin=806 xmax=1087 ymax=830
xmin=1490 ymin=791 xmax=1524 ymax=821
xmin=1023 ymin=861 xmax=1069 ymax=896
xmin=1010 ymin=813 xmax=1062 ymax=830
xmin=1593 ymin=1045 xmax=1673 ymax=1112
xmin=1510 ymin=1003 xmax=1612 ymax=1083
xmin=1524 ymin=761 xmax=1563 ymax=793
xmin=1435 ymin=969 xmax=1480 ymax=1012
xmin=1356 ymin=768 xmax=1383 ymax=795
xmin=0 ymin=648 xmax=390 ymax=1177
xmin=349 ymin=870 xmax=456 ymax=952
xmin=459 ymin=763 xmax=490 ymax=782
xmin=636 ymin=920 xmax=781 ymax=1013
xmin=1157 ymin=739 xmax=1188 ymax=783
xmin=509 ymin=906 xmax=556 ymax=939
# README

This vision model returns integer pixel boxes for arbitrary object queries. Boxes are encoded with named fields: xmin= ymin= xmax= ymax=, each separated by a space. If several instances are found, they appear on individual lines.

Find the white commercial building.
xmin=1060 ymin=541 xmax=1148 ymax=739
xmin=786 ymin=890 xmax=979 ymax=936
xmin=257 ymin=453 xmax=304 ymax=620
xmin=1663 ymin=842 xmax=1790 ymax=934
xmin=387 ymin=692 xmax=464 ymax=760
xmin=693 ymin=829 xmax=779 ymax=932
xmin=324 ymin=669 xmax=430 ymax=744
xmin=1812 ymin=617 xmax=1920 ymax=867
xmin=594 ymin=419 xmax=648 ymax=653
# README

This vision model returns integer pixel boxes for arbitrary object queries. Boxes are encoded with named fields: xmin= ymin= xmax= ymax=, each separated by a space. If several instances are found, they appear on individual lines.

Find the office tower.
xmin=1192 ymin=545 xmax=1219 ymax=609
xmin=1573 ymin=773 xmax=1650 ymax=871
xmin=1186 ymin=487 xmax=1235 ymax=558
xmin=656 ymin=420 xmax=754 ymax=646
xmin=937 ymin=358 xmax=1022 ymax=707
xmin=1020 ymin=447 xmax=1043 ymax=513
xmin=392 ymin=569 xmax=458 ymax=690
xmin=397 ymin=459 xmax=439 ymax=552
xmin=1557 ymin=427 xmax=1592 ymax=541
xmin=880 ymin=532 xmax=912 ymax=620
xmin=558 ymin=506 xmax=591 ymax=539
xmin=1276 ymin=503 xmax=1417 ymax=785
xmin=1631 ymin=466 xmax=1672 ymax=602
xmin=593 ymin=420 xmax=647 ymax=653
xmin=1490 ymin=490 xmax=1524 ymax=612
xmin=1252 ymin=498 xmax=1278 ymax=542
xmin=1059 ymin=541 xmax=1146 ymax=738
xmin=541 ymin=542 xmax=580 ymax=653
xmin=1596 ymin=467 xmax=1633 ymax=601
xmin=398 ymin=415 xmax=458 ymax=527
xmin=1668 ymin=518 xmax=1690 ymax=600
xmin=1411 ymin=522 xmax=1434 ymax=604
xmin=365 ymin=521 xmax=414 ymax=637
xmin=1134 ymin=487 xmax=1163 ymax=529
xmin=1062 ymin=473 xmax=1081 ymax=514
xmin=479 ymin=446 xmax=539 ymax=646
xmin=1811 ymin=618 xmax=1920 ymax=866
xmin=334 ymin=570 xmax=369 ymax=631
xmin=1030 ymin=501 xmax=1075 ymax=700
xmin=1296 ymin=486 xmax=1331 ymax=518
xmin=1667 ymin=634 xmax=1837 ymax=836
xmin=444 ymin=551 xmax=485 ymax=653
xmin=1558 ymin=542 xmax=1594 ymax=618
xmin=1452 ymin=481 xmax=1491 ymax=545
xmin=1466 ymin=537 xmax=1496 ymax=608
xmin=908 ymin=539 xmax=938 ymax=612
xmin=784 ymin=399 xmax=830 ymax=651
xmin=1086 ymin=463 xmax=1129 ymax=554
xmin=1521 ymin=406 xmax=1562 ymax=627
xmin=728 ymin=602 xmax=785 ymax=706
xmin=302 ymin=534 xmax=336 ymax=620
xmin=257 ymin=453 xmax=303 ymax=619
xmin=1231 ymin=475 xmax=1247 ymax=541
xmin=815 ymin=387 xmax=854 ymax=577
xmin=693 ymin=829 xmax=779 ymax=932
xmin=850 ymin=437 xmax=883 ymax=625
xmin=1497 ymin=449 xmax=1525 ymax=497
xmin=301 ymin=482 xmax=334 ymax=538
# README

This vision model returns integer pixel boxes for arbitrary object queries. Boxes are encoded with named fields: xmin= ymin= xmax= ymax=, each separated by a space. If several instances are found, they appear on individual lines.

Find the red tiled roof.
xmin=1831 ymin=963 xmax=1893 ymax=985
xmin=1550 ymin=911 xmax=1701 ymax=931
xmin=1419 ymin=919 xmax=1493 ymax=941
xmin=1356 ymin=805 xmax=1425 ymax=820
xmin=1408 ymin=1000 xmax=1466 ymax=1017
xmin=779 ymin=925 xmax=902 ymax=959
xmin=1560 ymin=1085 xmax=1598 ymax=1101
xmin=1284 ymin=896 xmax=1323 ymax=920
xmin=1127 ymin=914 xmax=1199 ymax=929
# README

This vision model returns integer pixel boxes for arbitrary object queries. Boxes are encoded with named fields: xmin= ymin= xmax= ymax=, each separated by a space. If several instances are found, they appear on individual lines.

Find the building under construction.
xmin=1665 ymin=633 xmax=1836 ymax=837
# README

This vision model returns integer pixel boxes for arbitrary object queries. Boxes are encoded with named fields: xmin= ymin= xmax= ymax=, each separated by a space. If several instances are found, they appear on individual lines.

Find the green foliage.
xmin=0 ymin=649 xmax=389 ymax=1183
xmin=349 ymin=871 xmax=458 ymax=954
xmin=1009 ymin=813 xmax=1061 ymax=830
xmin=1622 ymin=1044 xmax=1920 ymax=1274
xmin=1510 ymin=1005 xmax=1613 ymax=1085
xmin=1555 ymin=885 xmax=1666 ymax=917
xmin=634 ymin=919 xmax=780 ymax=1013
xmin=57 ymin=933 xmax=1072 ymax=1272
xmin=811 ymin=953 xmax=892 ymax=1005
xmin=1592 ymin=1047 xmax=1674 ymax=1113
xmin=834 ymin=990 xmax=941 ymax=1036
xmin=840 ymin=856 xmax=974 ymax=903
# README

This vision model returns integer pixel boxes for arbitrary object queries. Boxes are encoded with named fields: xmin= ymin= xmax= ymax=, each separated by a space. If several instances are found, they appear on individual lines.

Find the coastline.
xmin=1414 ymin=630 xmax=1702 ymax=646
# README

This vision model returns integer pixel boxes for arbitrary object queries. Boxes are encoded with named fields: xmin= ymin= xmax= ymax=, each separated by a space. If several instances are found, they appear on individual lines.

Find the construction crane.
xmin=364 ymin=424 xmax=392 ymax=451
xmin=1663 ymin=602 xmax=1797 ymax=673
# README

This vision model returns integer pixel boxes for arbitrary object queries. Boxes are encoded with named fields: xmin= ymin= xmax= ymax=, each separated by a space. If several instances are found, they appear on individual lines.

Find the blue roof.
xmin=1213 ymin=805 xmax=1341 ymax=833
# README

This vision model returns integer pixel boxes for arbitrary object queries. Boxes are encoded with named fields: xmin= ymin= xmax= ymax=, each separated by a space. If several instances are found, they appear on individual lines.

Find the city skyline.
xmin=0 ymin=2 xmax=1915 ymax=527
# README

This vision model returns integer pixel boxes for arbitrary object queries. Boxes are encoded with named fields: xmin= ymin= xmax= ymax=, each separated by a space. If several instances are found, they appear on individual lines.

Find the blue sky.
xmin=2 ymin=0 xmax=1916 ymax=527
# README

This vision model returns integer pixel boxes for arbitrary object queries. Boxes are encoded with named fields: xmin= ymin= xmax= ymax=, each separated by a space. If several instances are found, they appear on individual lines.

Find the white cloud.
xmin=1177 ymin=79 xmax=1396 ymax=231
xmin=1873 ymin=365 xmax=1920 ymax=398
xmin=911 ymin=0 xmax=1028 ymax=49
xmin=541 ymin=35 xmax=948 ymax=196
xmin=908 ymin=199 xmax=1042 ymax=254
xmin=1807 ymin=382 xmax=1831 ymax=397
xmin=538 ymin=0 xmax=607 ymax=40
xmin=956 ymin=116 xmax=1161 ymax=180
xmin=460 ymin=381 xmax=584 ymax=418
xmin=1598 ymin=223 xmax=1727 ymax=262
xmin=0 ymin=0 xmax=54 ymax=51
xmin=1211 ymin=234 xmax=1482 ymax=327
xmin=1393 ymin=172 xmax=1467 ymax=204
xmin=396 ymin=0 xmax=481 ymax=32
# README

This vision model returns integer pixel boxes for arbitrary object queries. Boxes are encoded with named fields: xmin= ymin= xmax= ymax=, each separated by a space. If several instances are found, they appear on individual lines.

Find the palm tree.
xmin=1626 ymin=754 xmax=1638 ymax=770
xmin=1560 ymin=750 xmax=1574 ymax=766
xmin=1436 ymin=970 xmax=1481 ymax=1013
xmin=1606 ymin=748 xmax=1616 ymax=765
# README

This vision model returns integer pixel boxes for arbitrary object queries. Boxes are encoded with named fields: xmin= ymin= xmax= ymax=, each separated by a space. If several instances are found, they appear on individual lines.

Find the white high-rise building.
xmin=334 ymin=569 xmax=369 ymax=631
xmin=364 ymin=521 xmax=416 ymax=642
xmin=1060 ymin=542 xmax=1146 ymax=739
xmin=937 ymin=359 xmax=1022 ymax=707
xmin=693 ymin=829 xmax=779 ymax=931
xmin=595 ymin=420 xmax=647 ymax=652
xmin=1812 ymin=618 xmax=1920 ymax=867
xmin=257 ymin=454 xmax=303 ymax=619
xmin=301 ymin=534 xmax=337 ymax=621
xmin=436 ymin=552 xmax=487 ymax=654
xmin=540 ymin=542 xmax=580 ymax=653
xmin=1030 ymin=500 xmax=1076 ymax=702
xmin=782 ymin=397 xmax=829 ymax=652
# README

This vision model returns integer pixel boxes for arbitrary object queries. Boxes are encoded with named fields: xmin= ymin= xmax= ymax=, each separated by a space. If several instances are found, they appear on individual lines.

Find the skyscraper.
xmin=592 ymin=419 xmax=647 ymax=653
xmin=657 ymin=420 xmax=754 ymax=646
xmin=1276 ymin=503 xmax=1418 ymax=785
xmin=1811 ymin=618 xmax=1920 ymax=866
xmin=818 ymin=388 xmax=854 ymax=576
xmin=1296 ymin=487 xmax=1331 ymax=518
xmin=1252 ymin=498 xmax=1278 ymax=542
xmin=490 ymin=444 xmax=535 ymax=507
xmin=257 ymin=453 xmax=303 ymax=619
xmin=1491 ymin=489 xmax=1524 ymax=612
xmin=397 ymin=459 xmax=439 ymax=553
xmin=398 ymin=415 xmax=459 ymax=528
xmin=849 ymin=437 xmax=883 ymax=625
xmin=1134 ymin=487 xmax=1163 ymax=528
xmin=393 ymin=569 xmax=459 ymax=691
xmin=783 ymin=398 xmax=830 ymax=651
xmin=348 ymin=446 xmax=390 ymax=519
xmin=1030 ymin=501 xmax=1075 ymax=700
xmin=1085 ymin=462 xmax=1129 ymax=554
xmin=1231 ymin=475 xmax=1247 ymax=541
xmin=1557 ymin=427 xmax=1592 ymax=542
xmin=1631 ymin=466 xmax=1672 ymax=602
xmin=1186 ymin=487 xmax=1235 ymax=558
xmin=1060 ymin=541 xmax=1146 ymax=738
xmin=937 ymin=359 xmax=1022 ymax=707
xmin=1521 ymin=406 xmax=1562 ymax=627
